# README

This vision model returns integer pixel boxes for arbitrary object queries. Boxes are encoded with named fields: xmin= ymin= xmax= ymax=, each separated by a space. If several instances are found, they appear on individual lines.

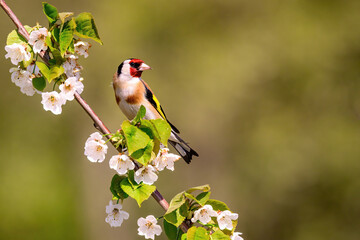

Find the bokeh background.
xmin=1 ymin=0 xmax=360 ymax=239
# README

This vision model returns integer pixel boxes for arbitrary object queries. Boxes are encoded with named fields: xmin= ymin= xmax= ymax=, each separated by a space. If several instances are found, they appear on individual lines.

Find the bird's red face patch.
xmin=129 ymin=59 xmax=144 ymax=78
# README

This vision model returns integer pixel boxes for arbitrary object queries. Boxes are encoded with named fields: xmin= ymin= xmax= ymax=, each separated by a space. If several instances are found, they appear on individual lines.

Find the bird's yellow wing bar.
xmin=141 ymin=79 xmax=167 ymax=120
xmin=141 ymin=79 xmax=180 ymax=133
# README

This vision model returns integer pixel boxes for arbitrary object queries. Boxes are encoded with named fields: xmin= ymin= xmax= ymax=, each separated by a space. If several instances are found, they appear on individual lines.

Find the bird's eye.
xmin=130 ymin=62 xmax=140 ymax=68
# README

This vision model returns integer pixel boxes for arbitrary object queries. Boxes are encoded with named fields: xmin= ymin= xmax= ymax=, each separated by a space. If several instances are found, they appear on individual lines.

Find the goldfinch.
xmin=113 ymin=58 xmax=198 ymax=163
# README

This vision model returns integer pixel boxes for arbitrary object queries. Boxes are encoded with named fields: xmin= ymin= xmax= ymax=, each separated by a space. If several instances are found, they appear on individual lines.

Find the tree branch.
xmin=0 ymin=0 xmax=188 ymax=232
xmin=0 ymin=0 xmax=28 ymax=40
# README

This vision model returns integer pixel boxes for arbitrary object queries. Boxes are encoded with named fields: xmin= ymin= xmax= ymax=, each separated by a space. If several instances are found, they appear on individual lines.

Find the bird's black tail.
xmin=169 ymin=131 xmax=199 ymax=164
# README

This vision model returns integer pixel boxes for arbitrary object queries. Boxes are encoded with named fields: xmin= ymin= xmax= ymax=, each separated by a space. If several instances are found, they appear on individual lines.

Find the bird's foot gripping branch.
xmin=1 ymin=2 xmax=244 ymax=240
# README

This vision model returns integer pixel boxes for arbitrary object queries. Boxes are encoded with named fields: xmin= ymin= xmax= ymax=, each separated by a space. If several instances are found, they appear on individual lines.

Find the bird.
xmin=112 ymin=58 xmax=198 ymax=163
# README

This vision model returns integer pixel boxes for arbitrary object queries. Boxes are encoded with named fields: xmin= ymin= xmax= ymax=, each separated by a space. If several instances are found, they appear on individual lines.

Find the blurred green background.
xmin=1 ymin=0 xmax=360 ymax=239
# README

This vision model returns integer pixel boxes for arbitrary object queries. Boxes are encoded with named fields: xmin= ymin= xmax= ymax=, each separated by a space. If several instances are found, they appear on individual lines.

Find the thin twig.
xmin=0 ymin=0 xmax=28 ymax=40
xmin=0 ymin=0 xmax=189 ymax=232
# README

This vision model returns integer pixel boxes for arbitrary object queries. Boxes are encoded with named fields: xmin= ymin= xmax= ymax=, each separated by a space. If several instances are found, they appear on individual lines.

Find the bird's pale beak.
xmin=139 ymin=63 xmax=152 ymax=71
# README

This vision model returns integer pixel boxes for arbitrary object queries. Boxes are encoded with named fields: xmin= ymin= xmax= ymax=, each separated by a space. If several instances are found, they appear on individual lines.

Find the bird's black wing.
xmin=141 ymin=80 xmax=180 ymax=134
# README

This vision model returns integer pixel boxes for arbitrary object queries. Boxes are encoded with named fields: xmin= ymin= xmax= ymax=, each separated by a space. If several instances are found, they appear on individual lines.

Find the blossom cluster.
xmin=105 ymin=202 xmax=162 ymax=239
xmin=191 ymin=204 xmax=243 ymax=240
xmin=126 ymin=204 xmax=242 ymax=240
xmin=83 ymin=132 xmax=181 ymax=233
xmin=5 ymin=26 xmax=91 ymax=115
xmin=192 ymin=205 xmax=238 ymax=230
xmin=84 ymin=133 xmax=180 ymax=185
xmin=82 ymin=115 xmax=244 ymax=240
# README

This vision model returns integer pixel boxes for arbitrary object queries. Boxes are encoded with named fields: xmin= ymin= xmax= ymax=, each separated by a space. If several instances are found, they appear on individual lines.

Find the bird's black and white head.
xmin=117 ymin=58 xmax=151 ymax=80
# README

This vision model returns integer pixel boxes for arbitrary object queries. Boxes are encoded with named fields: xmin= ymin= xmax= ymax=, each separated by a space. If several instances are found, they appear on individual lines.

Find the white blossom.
xmin=152 ymin=148 xmax=180 ymax=171
xmin=84 ymin=133 xmax=108 ymax=163
xmin=28 ymin=27 xmax=48 ymax=54
xmin=20 ymin=80 xmax=37 ymax=96
xmin=134 ymin=165 xmax=158 ymax=185
xmin=137 ymin=215 xmax=162 ymax=240
xmin=59 ymin=77 xmax=84 ymax=101
xmin=231 ymin=232 xmax=244 ymax=240
xmin=74 ymin=41 xmax=91 ymax=58
xmin=105 ymin=200 xmax=129 ymax=227
xmin=109 ymin=154 xmax=135 ymax=175
xmin=10 ymin=67 xmax=32 ymax=87
xmin=84 ymin=141 xmax=108 ymax=162
xmin=85 ymin=132 xmax=104 ymax=145
xmin=5 ymin=43 xmax=31 ymax=65
xmin=9 ymin=67 xmax=38 ymax=96
xmin=62 ymin=54 xmax=82 ymax=78
xmin=191 ymin=205 xmax=218 ymax=224
xmin=217 ymin=210 xmax=238 ymax=230
xmin=41 ymin=91 xmax=66 ymax=115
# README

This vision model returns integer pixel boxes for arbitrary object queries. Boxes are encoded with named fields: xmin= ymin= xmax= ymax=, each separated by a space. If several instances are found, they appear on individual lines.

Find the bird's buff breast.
xmin=118 ymin=101 xmax=139 ymax=120
xmin=115 ymin=81 xmax=142 ymax=119
xmin=118 ymin=100 xmax=162 ymax=121
xmin=114 ymin=77 xmax=161 ymax=120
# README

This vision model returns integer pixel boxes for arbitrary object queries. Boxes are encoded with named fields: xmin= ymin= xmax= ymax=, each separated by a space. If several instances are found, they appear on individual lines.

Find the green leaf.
xmin=178 ymin=228 xmax=186 ymax=240
xmin=7 ymin=26 xmax=32 ymax=45
xmin=152 ymin=138 xmax=161 ymax=158
xmin=132 ymin=105 xmax=146 ymax=125
xmin=166 ymin=192 xmax=186 ymax=214
xmin=48 ymin=59 xmax=57 ymax=65
xmin=45 ymin=35 xmax=53 ymax=49
xmin=186 ymin=185 xmax=211 ymax=194
xmin=124 ymin=170 xmax=137 ymax=188
xmin=75 ymin=12 xmax=102 ymax=44
xmin=36 ymin=61 xmax=50 ymax=79
xmin=49 ymin=65 xmax=64 ymax=82
xmin=205 ymin=199 xmax=229 ymax=211
xmin=59 ymin=12 xmax=74 ymax=24
xmin=149 ymin=119 xmax=171 ymax=146
xmin=184 ymin=192 xmax=198 ymax=203
xmin=51 ymin=48 xmax=64 ymax=65
xmin=68 ymin=39 xmax=75 ymax=54
xmin=130 ymin=140 xmax=154 ymax=165
xmin=42 ymin=2 xmax=58 ymax=24
xmin=164 ymin=219 xmax=178 ymax=240
xmin=32 ymin=77 xmax=46 ymax=91
xmin=36 ymin=62 xmax=64 ymax=83
xmin=7 ymin=30 xmax=25 ymax=45
xmin=120 ymin=177 xmax=156 ymax=207
xmin=185 ymin=191 xmax=210 ymax=208
xmin=122 ymin=120 xmax=151 ymax=155
xmin=186 ymin=227 xmax=210 ymax=240
xmin=164 ymin=204 xmax=188 ymax=227
xmin=211 ymin=230 xmax=231 ymax=240
xmin=139 ymin=122 xmax=155 ymax=139
xmin=139 ymin=120 xmax=157 ymax=139
xmin=196 ymin=192 xmax=211 ymax=206
xmin=60 ymin=18 xmax=76 ymax=56
xmin=51 ymin=27 xmax=60 ymax=43
xmin=46 ymin=36 xmax=64 ymax=65
xmin=110 ymin=174 xmax=129 ymax=200
xmin=182 ymin=234 xmax=188 ymax=240
xmin=164 ymin=209 xmax=184 ymax=227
